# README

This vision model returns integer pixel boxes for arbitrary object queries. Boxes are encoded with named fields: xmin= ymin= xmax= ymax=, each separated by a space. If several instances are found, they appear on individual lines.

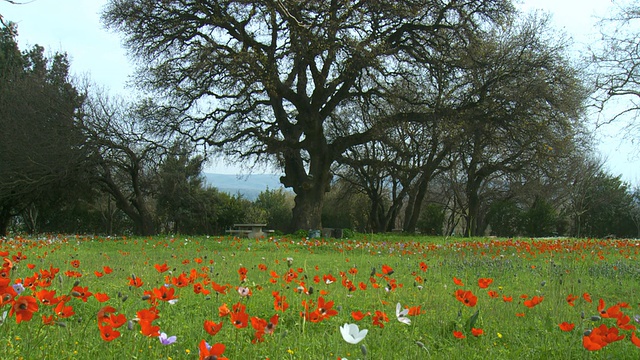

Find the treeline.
xmin=2 ymin=2 xmax=640 ymax=238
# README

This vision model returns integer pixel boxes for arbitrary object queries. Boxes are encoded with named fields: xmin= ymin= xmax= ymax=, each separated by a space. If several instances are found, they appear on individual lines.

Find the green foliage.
xmin=416 ymin=203 xmax=445 ymax=235
xmin=486 ymin=199 xmax=523 ymax=237
xmin=0 ymin=23 xmax=88 ymax=235
xmin=520 ymin=196 xmax=558 ymax=237
xmin=322 ymin=182 xmax=370 ymax=232
xmin=580 ymin=172 xmax=636 ymax=238
xmin=254 ymin=187 xmax=293 ymax=232
xmin=156 ymin=142 xmax=206 ymax=234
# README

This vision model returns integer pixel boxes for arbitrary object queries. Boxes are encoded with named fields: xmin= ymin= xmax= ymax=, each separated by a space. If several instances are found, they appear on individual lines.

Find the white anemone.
xmin=339 ymin=323 xmax=368 ymax=344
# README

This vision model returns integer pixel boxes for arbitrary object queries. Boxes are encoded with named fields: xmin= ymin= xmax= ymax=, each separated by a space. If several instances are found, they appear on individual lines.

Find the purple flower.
xmin=159 ymin=332 xmax=177 ymax=345
xmin=12 ymin=283 xmax=25 ymax=295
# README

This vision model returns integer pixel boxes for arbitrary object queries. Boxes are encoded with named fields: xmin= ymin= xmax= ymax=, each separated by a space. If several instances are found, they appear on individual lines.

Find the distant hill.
xmin=203 ymin=173 xmax=284 ymax=200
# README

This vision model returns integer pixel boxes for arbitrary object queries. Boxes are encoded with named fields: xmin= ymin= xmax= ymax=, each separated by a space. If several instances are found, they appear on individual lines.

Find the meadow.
xmin=1 ymin=234 xmax=640 ymax=360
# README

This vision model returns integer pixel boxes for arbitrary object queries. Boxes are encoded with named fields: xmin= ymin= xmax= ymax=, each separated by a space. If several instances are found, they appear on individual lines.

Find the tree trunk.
xmin=465 ymin=184 xmax=481 ymax=237
xmin=0 ymin=206 xmax=11 ymax=236
xmin=281 ymin=140 xmax=333 ymax=232
xmin=404 ymin=173 xmax=432 ymax=233
xmin=290 ymin=184 xmax=325 ymax=231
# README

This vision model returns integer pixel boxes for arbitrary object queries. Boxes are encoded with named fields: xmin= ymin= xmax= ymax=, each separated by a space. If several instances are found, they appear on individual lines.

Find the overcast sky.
xmin=2 ymin=0 xmax=638 ymax=182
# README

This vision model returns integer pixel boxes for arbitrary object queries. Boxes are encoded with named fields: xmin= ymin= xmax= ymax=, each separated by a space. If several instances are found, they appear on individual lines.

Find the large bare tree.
xmin=102 ymin=0 xmax=513 ymax=231
xmin=592 ymin=0 xmax=640 ymax=140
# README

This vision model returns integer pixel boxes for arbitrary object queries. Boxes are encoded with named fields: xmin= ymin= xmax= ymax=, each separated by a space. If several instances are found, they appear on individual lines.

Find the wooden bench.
xmin=225 ymin=223 xmax=270 ymax=238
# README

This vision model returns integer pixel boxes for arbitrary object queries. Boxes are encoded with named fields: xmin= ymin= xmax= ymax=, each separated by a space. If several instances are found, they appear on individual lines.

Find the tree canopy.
xmin=0 ymin=24 xmax=88 ymax=235
xmin=102 ymin=0 xmax=514 ymax=231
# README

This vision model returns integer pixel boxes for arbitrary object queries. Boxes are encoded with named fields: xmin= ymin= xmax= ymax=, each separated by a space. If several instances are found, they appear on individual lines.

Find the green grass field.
xmin=1 ymin=234 xmax=640 ymax=359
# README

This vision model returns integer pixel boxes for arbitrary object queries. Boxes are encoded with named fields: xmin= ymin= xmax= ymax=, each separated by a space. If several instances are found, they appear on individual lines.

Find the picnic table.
xmin=225 ymin=223 xmax=272 ymax=239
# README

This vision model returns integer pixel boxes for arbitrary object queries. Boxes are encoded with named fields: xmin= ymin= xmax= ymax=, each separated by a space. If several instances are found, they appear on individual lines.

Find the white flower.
xmin=396 ymin=303 xmax=411 ymax=325
xmin=340 ymin=323 xmax=368 ymax=344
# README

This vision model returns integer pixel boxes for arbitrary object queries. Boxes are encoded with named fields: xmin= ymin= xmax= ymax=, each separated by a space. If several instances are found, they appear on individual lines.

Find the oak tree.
xmin=102 ymin=0 xmax=513 ymax=231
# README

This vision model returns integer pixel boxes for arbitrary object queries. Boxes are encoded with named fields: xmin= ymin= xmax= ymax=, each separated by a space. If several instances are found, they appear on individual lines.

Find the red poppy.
xmin=453 ymin=277 xmax=464 ymax=286
xmin=171 ymin=273 xmax=190 ymax=287
xmin=154 ymin=263 xmax=169 ymax=273
xmin=455 ymin=289 xmax=478 ymax=307
xmin=137 ymin=307 xmax=160 ymax=337
xmin=314 ymin=296 xmax=338 ymax=321
xmin=631 ymin=332 xmax=640 ymax=348
xmin=351 ymin=310 xmax=371 ymax=321
xmin=97 ymin=306 xmax=117 ymax=323
xmin=566 ymin=294 xmax=578 ymax=306
xmin=204 ymin=320 xmax=223 ymax=336
xmin=55 ymin=301 xmax=75 ymax=318
xmin=238 ymin=267 xmax=248 ymax=281
xmin=94 ymin=292 xmax=110 ymax=302
xmin=94 ymin=271 xmax=104 ymax=278
xmin=372 ymin=310 xmax=389 ymax=328
xmin=103 ymin=266 xmax=113 ymax=274
xmin=10 ymin=295 xmax=39 ymax=323
xmin=71 ymin=286 xmax=93 ymax=302
xmin=453 ymin=330 xmax=466 ymax=339
xmin=503 ymin=295 xmax=513 ymax=302
xmin=193 ymin=282 xmax=210 ymax=296
xmin=250 ymin=315 xmax=278 ymax=343
xmin=597 ymin=298 xmax=621 ymax=318
xmin=559 ymin=322 xmax=575 ymax=332
xmin=70 ymin=259 xmax=80 ymax=268
xmin=198 ymin=340 xmax=228 ymax=360
xmin=98 ymin=324 xmax=121 ymax=341
xmin=477 ymin=278 xmax=493 ymax=289
xmin=218 ymin=303 xmax=230 ymax=317
xmin=323 ymin=274 xmax=336 ymax=284
xmin=34 ymin=289 xmax=58 ymax=306
xmin=616 ymin=312 xmax=636 ymax=330
xmin=42 ymin=314 xmax=55 ymax=325
xmin=583 ymin=333 xmax=606 ymax=351
xmin=230 ymin=302 xmax=249 ymax=328
xmin=153 ymin=286 xmax=178 ymax=302
xmin=272 ymin=291 xmax=289 ymax=312
xmin=471 ymin=328 xmax=484 ymax=337
xmin=419 ymin=262 xmax=428 ymax=272
xmin=523 ymin=295 xmax=544 ymax=308
xmin=64 ymin=270 xmax=82 ymax=278
xmin=128 ymin=276 xmax=143 ymax=288
xmin=487 ymin=290 xmax=499 ymax=298
xmin=407 ymin=305 xmax=422 ymax=316
xmin=583 ymin=324 xmax=625 ymax=351
xmin=211 ymin=281 xmax=229 ymax=295
xmin=381 ymin=264 xmax=394 ymax=276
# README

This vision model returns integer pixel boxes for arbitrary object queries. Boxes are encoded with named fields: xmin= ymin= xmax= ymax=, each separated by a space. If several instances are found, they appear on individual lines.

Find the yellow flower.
xmin=186 ymin=349 xmax=191 ymax=354
xmin=497 ymin=333 xmax=503 ymax=338
xmin=287 ymin=349 xmax=295 ymax=355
